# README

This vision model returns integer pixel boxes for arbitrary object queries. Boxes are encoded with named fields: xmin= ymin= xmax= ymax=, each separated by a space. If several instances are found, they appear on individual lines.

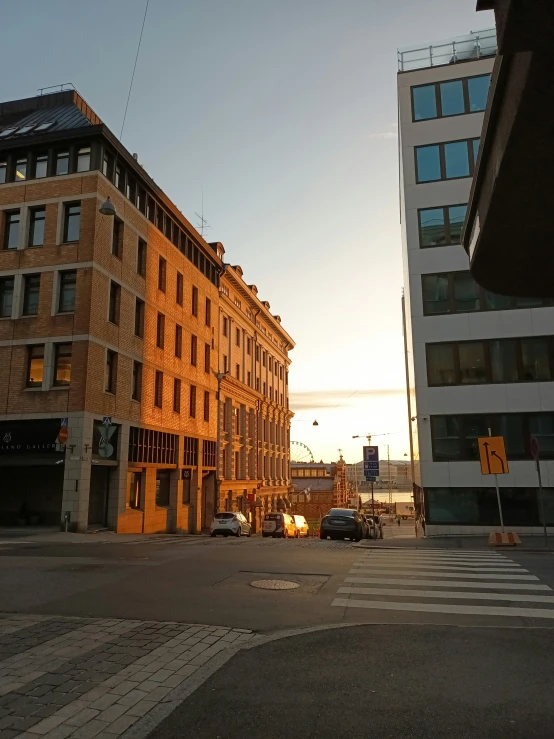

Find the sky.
xmin=3 ymin=0 xmax=494 ymax=463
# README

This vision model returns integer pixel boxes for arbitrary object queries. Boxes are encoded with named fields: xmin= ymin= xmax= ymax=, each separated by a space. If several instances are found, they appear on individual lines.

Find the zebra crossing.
xmin=331 ymin=548 xmax=554 ymax=619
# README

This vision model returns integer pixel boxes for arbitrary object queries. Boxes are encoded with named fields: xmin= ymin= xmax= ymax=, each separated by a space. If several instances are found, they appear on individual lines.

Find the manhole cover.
xmin=250 ymin=579 xmax=300 ymax=590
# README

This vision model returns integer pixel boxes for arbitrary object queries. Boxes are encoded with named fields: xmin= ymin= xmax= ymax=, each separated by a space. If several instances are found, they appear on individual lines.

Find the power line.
xmin=120 ymin=0 xmax=150 ymax=141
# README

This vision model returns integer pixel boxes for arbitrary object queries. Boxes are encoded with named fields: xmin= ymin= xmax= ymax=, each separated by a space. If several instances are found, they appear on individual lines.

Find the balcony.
xmin=398 ymin=29 xmax=497 ymax=72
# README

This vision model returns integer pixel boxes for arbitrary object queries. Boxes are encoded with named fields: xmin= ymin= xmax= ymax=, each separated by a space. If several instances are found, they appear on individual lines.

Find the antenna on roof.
xmin=194 ymin=185 xmax=211 ymax=239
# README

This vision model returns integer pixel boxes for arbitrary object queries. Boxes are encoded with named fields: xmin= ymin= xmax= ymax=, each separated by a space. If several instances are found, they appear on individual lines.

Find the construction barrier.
xmin=488 ymin=532 xmax=521 ymax=547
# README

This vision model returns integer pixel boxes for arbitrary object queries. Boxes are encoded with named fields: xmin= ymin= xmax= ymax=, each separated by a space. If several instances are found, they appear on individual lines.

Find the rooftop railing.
xmin=398 ymin=29 xmax=497 ymax=72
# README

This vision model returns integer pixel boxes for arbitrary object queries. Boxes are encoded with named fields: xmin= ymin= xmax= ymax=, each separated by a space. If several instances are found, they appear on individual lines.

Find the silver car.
xmin=210 ymin=512 xmax=252 ymax=538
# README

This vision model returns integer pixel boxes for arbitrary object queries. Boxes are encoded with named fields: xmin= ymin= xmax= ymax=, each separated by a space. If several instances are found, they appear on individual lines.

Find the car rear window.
xmin=328 ymin=509 xmax=355 ymax=517
xmin=215 ymin=513 xmax=234 ymax=519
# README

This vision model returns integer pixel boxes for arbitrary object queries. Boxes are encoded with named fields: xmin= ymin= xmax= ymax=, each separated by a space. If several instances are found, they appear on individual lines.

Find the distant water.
xmin=360 ymin=489 xmax=413 ymax=505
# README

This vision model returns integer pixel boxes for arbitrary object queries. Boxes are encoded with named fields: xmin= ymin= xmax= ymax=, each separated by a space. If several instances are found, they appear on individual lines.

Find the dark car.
xmin=320 ymin=508 xmax=364 ymax=541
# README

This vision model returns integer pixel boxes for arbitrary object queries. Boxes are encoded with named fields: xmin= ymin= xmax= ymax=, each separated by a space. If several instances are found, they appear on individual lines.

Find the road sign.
xmin=102 ymin=416 xmax=112 ymax=427
xmin=60 ymin=418 xmax=68 ymax=428
xmin=363 ymin=446 xmax=379 ymax=477
xmin=530 ymin=435 xmax=540 ymax=461
xmin=365 ymin=475 xmax=376 ymax=482
xmin=478 ymin=436 xmax=508 ymax=475
xmin=364 ymin=461 xmax=379 ymax=471
xmin=57 ymin=427 xmax=69 ymax=444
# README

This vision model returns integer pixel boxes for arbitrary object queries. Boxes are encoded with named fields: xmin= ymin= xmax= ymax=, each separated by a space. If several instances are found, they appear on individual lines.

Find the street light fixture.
xmin=99 ymin=197 xmax=116 ymax=217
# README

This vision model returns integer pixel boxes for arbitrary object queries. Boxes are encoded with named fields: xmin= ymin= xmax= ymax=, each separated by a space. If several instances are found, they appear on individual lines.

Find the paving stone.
xmin=65 ymin=708 xmax=101 ymax=728
xmin=89 ymin=695 xmax=119 ymax=711
xmin=103 ymin=715 xmax=138 ymax=735
xmin=11 ymin=717 xmax=42 ymax=731
xmin=0 ymin=718 xmax=16 ymax=731
xmin=115 ymin=690 xmax=148 ymax=708
xmin=95 ymin=704 xmax=127 ymax=723
xmin=149 ymin=669 xmax=173 ymax=683
xmin=41 ymin=725 xmax=75 ymax=739
xmin=70 ymin=719 xmax=110 ymax=739
xmin=31 ymin=706 xmax=59 ymax=719
xmin=175 ymin=665 xmax=199 ymax=678
xmin=125 ymin=700 xmax=157 ymax=718
xmin=28 ymin=714 xmax=67 ymax=734
xmin=162 ymin=675 xmax=185 ymax=689
xmin=145 ymin=687 xmax=171 ymax=702
xmin=109 ymin=682 xmax=139 ymax=697
xmin=0 ymin=729 xmax=19 ymax=739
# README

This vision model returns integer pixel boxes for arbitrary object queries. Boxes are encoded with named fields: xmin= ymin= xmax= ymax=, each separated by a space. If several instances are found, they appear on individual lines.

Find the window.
xmin=0 ymin=277 xmax=14 ymax=318
xmin=53 ymin=343 xmax=71 ymax=386
xmin=204 ymin=342 xmax=210 ymax=373
xmin=247 ymin=337 xmax=252 ymax=355
xmin=173 ymin=378 xmax=181 ymax=413
xmin=236 ymin=328 xmax=241 ymax=346
xmin=132 ymin=361 xmax=142 ymax=401
xmin=192 ymin=286 xmax=198 ymax=316
xmin=426 ymin=343 xmax=456 ymax=386
xmin=453 ymin=271 xmax=480 ymax=312
xmin=108 ymin=282 xmax=121 ymax=324
xmin=58 ymin=270 xmax=76 ymax=313
xmin=422 ymin=273 xmax=450 ymax=315
xmin=262 ymin=351 xmax=267 ymax=367
xmin=521 ymin=339 xmax=550 ymax=382
xmin=415 ymin=139 xmax=477 ymax=183
xmin=63 ymin=202 xmax=80 ymax=242
xmin=76 ymin=146 xmax=91 ymax=172
xmin=189 ymin=384 xmax=196 ymax=418
xmin=176 ymin=272 xmax=183 ymax=306
xmin=458 ymin=342 xmax=486 ymax=384
xmin=204 ymin=390 xmax=210 ymax=422
xmin=256 ymin=378 xmax=260 ymax=391
xmin=490 ymin=340 xmax=518 ymax=383
xmin=105 ymin=350 xmax=117 ymax=393
xmin=22 ymin=274 xmax=40 ymax=316
xmin=468 ymin=75 xmax=490 ymax=112
xmin=247 ymin=370 xmax=251 ymax=387
xmin=156 ymin=312 xmax=165 ymax=349
xmin=190 ymin=334 xmax=197 ymax=366
xmin=15 ymin=157 xmax=27 ymax=181
xmin=236 ymin=363 xmax=240 ymax=380
xmin=134 ymin=298 xmax=145 ymax=338
xmin=411 ymin=75 xmax=490 ymax=121
xmin=418 ymin=204 xmax=467 ymax=247
xmin=223 ymin=316 xmax=228 ymax=336
xmin=529 ymin=415 xmax=554 ymax=457
xmin=26 ymin=345 xmax=44 ymax=388
xmin=56 ymin=151 xmax=69 ymax=176
xmin=279 ymin=366 xmax=283 ymax=380
xmin=34 ymin=153 xmax=48 ymax=179
xmin=137 ymin=238 xmax=147 ymax=276
xmin=175 ymin=324 xmax=183 ymax=358
xmin=129 ymin=471 xmax=142 ymax=509
xmin=0 ymin=159 xmax=6 ymax=183
xmin=4 ymin=210 xmax=20 ymax=250
xmin=111 ymin=217 xmax=122 ymax=258
xmin=27 ymin=207 xmax=46 ymax=247
xmin=158 ymin=257 xmax=166 ymax=292
xmin=205 ymin=298 xmax=211 ymax=327
xmin=235 ymin=451 xmax=240 ymax=478
xmin=255 ymin=346 xmax=260 ymax=362
xmin=155 ymin=470 xmax=170 ymax=507
xmin=152 ymin=370 xmax=163 ymax=407
xmin=223 ymin=355 xmax=228 ymax=373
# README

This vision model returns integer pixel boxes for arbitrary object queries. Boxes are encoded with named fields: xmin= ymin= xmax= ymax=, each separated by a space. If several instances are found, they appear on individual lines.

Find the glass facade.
xmin=426 ymin=487 xmax=554 ymax=526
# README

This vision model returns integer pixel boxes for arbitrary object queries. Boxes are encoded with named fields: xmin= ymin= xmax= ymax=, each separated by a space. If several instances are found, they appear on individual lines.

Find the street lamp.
xmin=99 ymin=197 xmax=116 ymax=217
xmin=213 ymin=370 xmax=230 ymax=515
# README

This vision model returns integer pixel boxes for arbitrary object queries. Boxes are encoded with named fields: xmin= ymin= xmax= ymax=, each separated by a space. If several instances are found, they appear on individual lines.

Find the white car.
xmin=210 ymin=512 xmax=252 ymax=538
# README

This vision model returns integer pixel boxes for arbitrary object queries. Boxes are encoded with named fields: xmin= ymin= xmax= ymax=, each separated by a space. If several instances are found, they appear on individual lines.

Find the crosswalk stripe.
xmin=337 ymin=586 xmax=554 ymax=604
xmin=357 ymin=554 xmax=511 ymax=563
xmin=352 ymin=563 xmax=526 ymax=573
xmin=345 ymin=576 xmax=552 ymax=591
xmin=361 ymin=549 xmax=505 ymax=557
xmin=332 ymin=597 xmax=554 ymax=619
xmin=348 ymin=569 xmax=537 ymax=580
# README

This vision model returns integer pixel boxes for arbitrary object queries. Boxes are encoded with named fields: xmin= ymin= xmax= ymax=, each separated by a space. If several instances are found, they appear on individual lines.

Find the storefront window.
xmin=156 ymin=470 xmax=170 ymax=507
xmin=129 ymin=472 xmax=142 ymax=509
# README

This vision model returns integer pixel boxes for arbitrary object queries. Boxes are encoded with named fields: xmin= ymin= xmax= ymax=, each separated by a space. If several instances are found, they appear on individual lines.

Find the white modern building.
xmin=399 ymin=30 xmax=554 ymax=536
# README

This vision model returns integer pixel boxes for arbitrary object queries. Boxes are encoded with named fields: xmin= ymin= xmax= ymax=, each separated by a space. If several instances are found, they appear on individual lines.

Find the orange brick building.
xmin=0 ymin=89 xmax=293 ymax=533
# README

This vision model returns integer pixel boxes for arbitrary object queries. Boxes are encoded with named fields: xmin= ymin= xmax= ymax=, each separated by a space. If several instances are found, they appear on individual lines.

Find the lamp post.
xmin=214 ymin=370 xmax=229 ymax=515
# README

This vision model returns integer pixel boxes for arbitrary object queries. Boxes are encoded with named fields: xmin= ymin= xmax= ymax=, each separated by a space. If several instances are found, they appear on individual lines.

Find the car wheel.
xmin=235 ymin=527 xmax=241 ymax=537
xmin=283 ymin=530 xmax=288 ymax=539
xmin=247 ymin=529 xmax=251 ymax=537
xmin=210 ymin=532 xmax=216 ymax=537
xmin=294 ymin=531 xmax=299 ymax=538
xmin=320 ymin=532 xmax=326 ymax=540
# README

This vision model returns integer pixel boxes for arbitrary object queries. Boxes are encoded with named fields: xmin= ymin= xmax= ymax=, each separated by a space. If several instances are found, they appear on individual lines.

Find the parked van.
xmin=262 ymin=512 xmax=296 ymax=538
xmin=293 ymin=515 xmax=309 ymax=537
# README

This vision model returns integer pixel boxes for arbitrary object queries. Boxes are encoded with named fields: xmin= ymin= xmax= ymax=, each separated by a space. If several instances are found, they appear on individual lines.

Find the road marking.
xmin=345 ymin=576 xmax=552 ymax=591
xmin=353 ymin=563 xmax=526 ymax=573
xmin=348 ymin=569 xmax=537 ymax=580
xmin=332 ymin=597 xmax=554 ymax=619
xmin=358 ymin=554 xmax=510 ymax=563
xmin=337 ymin=586 xmax=554 ymax=604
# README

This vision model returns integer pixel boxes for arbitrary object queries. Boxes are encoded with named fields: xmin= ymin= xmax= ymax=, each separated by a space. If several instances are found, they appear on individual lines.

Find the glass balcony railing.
xmin=398 ymin=29 xmax=497 ymax=72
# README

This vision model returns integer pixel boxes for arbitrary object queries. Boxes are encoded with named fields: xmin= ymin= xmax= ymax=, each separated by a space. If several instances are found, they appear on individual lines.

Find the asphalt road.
xmin=148 ymin=624 xmax=554 ymax=739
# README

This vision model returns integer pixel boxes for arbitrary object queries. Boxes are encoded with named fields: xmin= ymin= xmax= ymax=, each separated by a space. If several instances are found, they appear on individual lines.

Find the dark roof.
xmin=0 ymin=90 xmax=100 ymax=140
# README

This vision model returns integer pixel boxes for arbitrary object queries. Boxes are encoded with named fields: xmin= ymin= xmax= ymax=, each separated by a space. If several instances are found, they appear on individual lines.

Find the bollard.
xmin=64 ymin=511 xmax=71 ymax=533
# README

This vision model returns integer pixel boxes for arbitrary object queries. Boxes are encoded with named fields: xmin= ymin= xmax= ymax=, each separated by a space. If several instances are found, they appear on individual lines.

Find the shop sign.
xmin=0 ymin=419 xmax=65 ymax=455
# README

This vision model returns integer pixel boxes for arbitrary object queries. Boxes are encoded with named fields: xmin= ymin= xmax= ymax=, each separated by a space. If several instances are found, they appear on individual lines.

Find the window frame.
xmin=176 ymin=271 xmax=184 ymax=306
xmin=411 ymin=74 xmax=491 ymax=122
xmin=55 ymin=150 xmax=69 ymax=176
xmin=111 ymin=217 xmax=123 ymax=258
xmin=190 ymin=334 xmax=198 ymax=366
xmin=22 ymin=274 xmax=40 ymax=316
xmin=156 ymin=312 xmax=165 ymax=350
xmin=0 ymin=276 xmax=14 ymax=318
xmin=192 ymin=285 xmax=198 ymax=317
xmin=203 ymin=390 xmax=210 ymax=422
xmin=132 ymin=360 xmax=142 ymax=401
xmin=53 ymin=342 xmax=72 ymax=387
xmin=105 ymin=349 xmax=117 ymax=394
xmin=108 ymin=281 xmax=121 ymax=325
xmin=58 ymin=270 xmax=77 ymax=313
xmin=204 ymin=342 xmax=210 ymax=373
xmin=417 ymin=203 xmax=468 ymax=248
xmin=4 ymin=210 xmax=20 ymax=250
xmin=158 ymin=256 xmax=167 ymax=292
xmin=137 ymin=237 xmax=147 ymax=277
xmin=189 ymin=384 xmax=197 ymax=418
xmin=173 ymin=378 xmax=181 ymax=413
xmin=28 ymin=206 xmax=46 ymax=248
xmin=134 ymin=297 xmax=145 ymax=338
xmin=154 ymin=370 xmax=163 ymax=408
xmin=62 ymin=202 xmax=81 ymax=243
xmin=205 ymin=297 xmax=211 ymax=327
xmin=414 ymin=138 xmax=480 ymax=184
xmin=26 ymin=344 xmax=45 ymax=388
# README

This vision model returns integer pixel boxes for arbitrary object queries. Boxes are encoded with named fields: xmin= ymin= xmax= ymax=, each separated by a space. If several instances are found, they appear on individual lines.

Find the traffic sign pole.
xmin=531 ymin=436 xmax=548 ymax=548
xmin=489 ymin=428 xmax=505 ymax=533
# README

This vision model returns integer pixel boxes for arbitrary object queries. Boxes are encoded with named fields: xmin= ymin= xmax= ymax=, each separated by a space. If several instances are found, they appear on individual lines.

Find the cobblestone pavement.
xmin=0 ymin=614 xmax=255 ymax=739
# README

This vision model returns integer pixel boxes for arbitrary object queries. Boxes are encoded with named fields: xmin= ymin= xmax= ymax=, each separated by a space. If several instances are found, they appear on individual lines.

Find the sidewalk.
xmin=355 ymin=535 xmax=554 ymax=553
xmin=0 ymin=529 xmax=208 ymax=545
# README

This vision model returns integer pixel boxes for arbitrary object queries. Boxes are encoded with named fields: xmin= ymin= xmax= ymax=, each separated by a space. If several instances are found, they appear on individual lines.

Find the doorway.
xmin=88 ymin=466 xmax=111 ymax=527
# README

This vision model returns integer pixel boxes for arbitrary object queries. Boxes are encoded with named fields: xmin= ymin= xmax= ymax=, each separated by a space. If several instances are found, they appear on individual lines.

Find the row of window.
xmin=0 ymin=146 xmax=91 ymax=184
xmin=3 ymin=202 xmax=80 ymax=249
xmin=0 ymin=141 xmax=219 ymax=286
xmin=427 ymin=336 xmax=554 ymax=387
xmin=430 ymin=413 xmax=554 ymax=462
xmin=412 ymin=74 xmax=490 ymax=122
xmin=0 ymin=270 xmax=76 ymax=318
xmin=222 ymin=316 xmax=286 ymax=377
xmin=422 ymin=271 xmax=554 ymax=316
xmin=415 ymin=138 xmax=479 ymax=183
xmin=426 ymin=487 xmax=554 ymax=527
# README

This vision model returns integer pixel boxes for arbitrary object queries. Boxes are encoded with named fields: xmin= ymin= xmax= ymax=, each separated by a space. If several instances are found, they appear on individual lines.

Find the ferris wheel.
xmin=290 ymin=441 xmax=315 ymax=463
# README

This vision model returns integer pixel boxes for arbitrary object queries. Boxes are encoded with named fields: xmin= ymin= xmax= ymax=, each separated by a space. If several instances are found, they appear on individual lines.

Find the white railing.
xmin=398 ymin=29 xmax=497 ymax=72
